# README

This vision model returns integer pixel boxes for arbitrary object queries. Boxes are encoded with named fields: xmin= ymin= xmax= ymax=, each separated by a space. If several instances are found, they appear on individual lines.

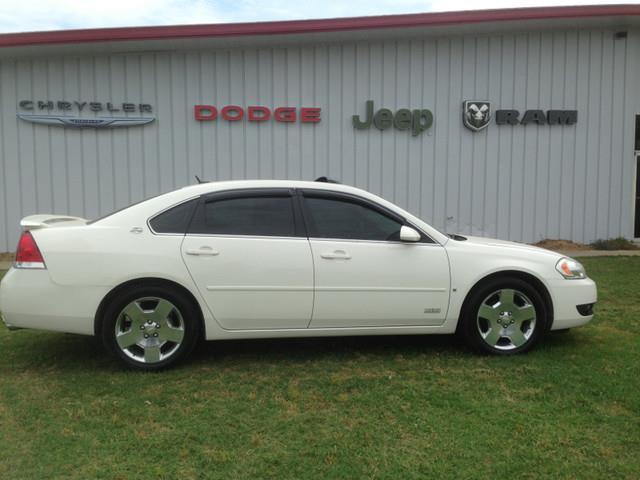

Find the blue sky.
xmin=0 ymin=0 xmax=636 ymax=33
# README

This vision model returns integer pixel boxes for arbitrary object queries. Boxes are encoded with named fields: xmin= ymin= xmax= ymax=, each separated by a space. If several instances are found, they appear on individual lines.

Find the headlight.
xmin=555 ymin=257 xmax=587 ymax=279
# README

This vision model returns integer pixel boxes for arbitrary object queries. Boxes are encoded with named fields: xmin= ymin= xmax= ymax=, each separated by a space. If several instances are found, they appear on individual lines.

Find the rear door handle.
xmin=320 ymin=250 xmax=351 ymax=260
xmin=186 ymin=247 xmax=219 ymax=256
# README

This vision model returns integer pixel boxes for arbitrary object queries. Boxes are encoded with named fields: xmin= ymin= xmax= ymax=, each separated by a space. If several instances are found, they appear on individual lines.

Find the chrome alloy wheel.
xmin=114 ymin=297 xmax=185 ymax=364
xmin=476 ymin=289 xmax=537 ymax=351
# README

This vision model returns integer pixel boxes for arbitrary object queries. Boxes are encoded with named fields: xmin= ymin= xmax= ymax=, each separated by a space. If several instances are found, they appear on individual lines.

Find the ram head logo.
xmin=463 ymin=101 xmax=491 ymax=132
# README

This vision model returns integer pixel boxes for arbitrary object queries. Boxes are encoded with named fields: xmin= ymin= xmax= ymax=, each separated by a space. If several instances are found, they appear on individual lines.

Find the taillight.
xmin=15 ymin=231 xmax=46 ymax=269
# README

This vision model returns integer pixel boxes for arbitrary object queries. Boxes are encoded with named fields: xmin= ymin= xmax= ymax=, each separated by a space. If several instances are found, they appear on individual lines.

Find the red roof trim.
xmin=0 ymin=4 xmax=638 ymax=48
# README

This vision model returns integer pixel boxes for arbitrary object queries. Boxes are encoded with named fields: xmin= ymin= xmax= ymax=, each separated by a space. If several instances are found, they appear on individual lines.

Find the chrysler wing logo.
xmin=18 ymin=114 xmax=155 ymax=129
xmin=463 ymin=101 xmax=491 ymax=132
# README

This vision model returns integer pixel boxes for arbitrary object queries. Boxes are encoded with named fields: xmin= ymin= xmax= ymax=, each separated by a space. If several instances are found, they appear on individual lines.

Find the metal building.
xmin=1 ymin=4 xmax=639 ymax=252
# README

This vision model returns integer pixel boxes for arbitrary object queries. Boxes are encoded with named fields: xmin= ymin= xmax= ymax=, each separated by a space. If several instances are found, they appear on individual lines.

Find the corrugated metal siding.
xmin=0 ymin=28 xmax=638 ymax=251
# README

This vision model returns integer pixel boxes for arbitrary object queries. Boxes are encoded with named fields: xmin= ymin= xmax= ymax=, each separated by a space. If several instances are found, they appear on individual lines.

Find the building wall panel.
xmin=0 ymin=28 xmax=638 ymax=251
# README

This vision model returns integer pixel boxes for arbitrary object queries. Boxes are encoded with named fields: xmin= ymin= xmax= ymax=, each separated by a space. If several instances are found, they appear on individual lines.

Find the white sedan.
xmin=0 ymin=179 xmax=597 ymax=370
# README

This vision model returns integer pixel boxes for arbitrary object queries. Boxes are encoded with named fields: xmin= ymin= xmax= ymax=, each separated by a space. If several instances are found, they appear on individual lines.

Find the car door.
xmin=181 ymin=189 xmax=313 ymax=330
xmin=301 ymin=190 xmax=450 ymax=328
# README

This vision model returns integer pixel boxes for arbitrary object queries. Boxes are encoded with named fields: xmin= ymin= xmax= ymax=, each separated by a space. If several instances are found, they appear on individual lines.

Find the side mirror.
xmin=400 ymin=225 xmax=421 ymax=242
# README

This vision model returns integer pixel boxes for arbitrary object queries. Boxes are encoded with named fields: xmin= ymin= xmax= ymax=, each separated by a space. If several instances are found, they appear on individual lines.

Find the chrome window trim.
xmin=182 ymin=233 xmax=309 ymax=241
xmin=307 ymin=237 xmax=443 ymax=247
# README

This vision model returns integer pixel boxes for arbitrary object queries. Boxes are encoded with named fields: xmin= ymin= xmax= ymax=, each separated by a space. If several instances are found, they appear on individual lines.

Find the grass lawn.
xmin=0 ymin=258 xmax=639 ymax=479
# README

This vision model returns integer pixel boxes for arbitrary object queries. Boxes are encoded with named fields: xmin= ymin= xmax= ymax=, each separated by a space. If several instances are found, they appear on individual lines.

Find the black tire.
xmin=101 ymin=284 xmax=201 ymax=371
xmin=459 ymin=276 xmax=548 ymax=355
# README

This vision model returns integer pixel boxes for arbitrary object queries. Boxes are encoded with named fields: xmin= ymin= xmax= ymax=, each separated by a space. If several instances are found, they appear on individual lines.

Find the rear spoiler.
xmin=20 ymin=214 xmax=88 ymax=231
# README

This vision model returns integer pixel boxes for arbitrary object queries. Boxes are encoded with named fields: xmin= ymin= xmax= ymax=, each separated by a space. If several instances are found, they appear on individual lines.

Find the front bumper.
xmin=547 ymin=277 xmax=597 ymax=330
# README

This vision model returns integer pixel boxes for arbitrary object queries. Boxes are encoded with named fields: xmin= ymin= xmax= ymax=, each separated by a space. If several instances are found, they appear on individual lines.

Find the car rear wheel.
xmin=101 ymin=285 xmax=201 ymax=370
xmin=460 ymin=277 xmax=548 ymax=355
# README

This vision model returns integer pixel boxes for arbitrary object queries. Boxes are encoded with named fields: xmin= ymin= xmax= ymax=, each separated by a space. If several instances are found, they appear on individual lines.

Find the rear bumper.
xmin=0 ymin=310 xmax=19 ymax=330
xmin=547 ymin=277 xmax=597 ymax=330
xmin=0 ymin=268 xmax=107 ymax=335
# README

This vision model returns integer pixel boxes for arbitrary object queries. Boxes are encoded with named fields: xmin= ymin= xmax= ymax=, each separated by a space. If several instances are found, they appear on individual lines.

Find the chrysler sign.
xmin=18 ymin=99 xmax=155 ymax=128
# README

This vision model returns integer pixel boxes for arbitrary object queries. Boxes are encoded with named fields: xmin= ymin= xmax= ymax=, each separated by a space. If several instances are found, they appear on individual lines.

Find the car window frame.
xmin=147 ymin=196 xmax=201 ymax=236
xmin=297 ymin=189 xmax=435 ymax=244
xmin=186 ymin=188 xmax=307 ymax=239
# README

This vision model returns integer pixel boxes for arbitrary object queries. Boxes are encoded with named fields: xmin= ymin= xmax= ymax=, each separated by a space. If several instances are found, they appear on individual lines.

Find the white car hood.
xmin=452 ymin=235 xmax=562 ymax=258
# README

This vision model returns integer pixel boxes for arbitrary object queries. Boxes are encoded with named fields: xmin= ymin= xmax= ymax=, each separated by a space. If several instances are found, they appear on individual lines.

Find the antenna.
xmin=195 ymin=175 xmax=204 ymax=184
xmin=315 ymin=176 xmax=341 ymax=184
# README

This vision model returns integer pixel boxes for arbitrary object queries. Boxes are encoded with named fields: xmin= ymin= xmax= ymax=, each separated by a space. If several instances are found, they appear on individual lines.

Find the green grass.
xmin=1 ymin=258 xmax=639 ymax=479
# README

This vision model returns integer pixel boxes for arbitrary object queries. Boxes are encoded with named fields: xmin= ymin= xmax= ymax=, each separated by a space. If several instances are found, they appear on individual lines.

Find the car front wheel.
xmin=101 ymin=285 xmax=201 ymax=370
xmin=460 ymin=277 xmax=548 ymax=355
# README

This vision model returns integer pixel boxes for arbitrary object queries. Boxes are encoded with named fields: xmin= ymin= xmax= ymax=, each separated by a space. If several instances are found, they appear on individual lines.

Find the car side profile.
xmin=0 ymin=179 xmax=597 ymax=370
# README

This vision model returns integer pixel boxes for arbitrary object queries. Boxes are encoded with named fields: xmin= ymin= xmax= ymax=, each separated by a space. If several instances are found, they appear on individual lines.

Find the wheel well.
xmin=458 ymin=270 xmax=554 ymax=332
xmin=94 ymin=278 xmax=206 ymax=338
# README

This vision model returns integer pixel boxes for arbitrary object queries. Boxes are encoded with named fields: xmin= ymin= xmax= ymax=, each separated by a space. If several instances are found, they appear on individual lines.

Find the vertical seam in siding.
xmin=30 ymin=61 xmax=39 ymax=211
xmin=559 ymin=32 xmax=567 ymax=237
xmin=168 ymin=54 xmax=175 ymax=187
xmin=271 ymin=48 xmax=276 ymax=177
xmin=299 ymin=47 xmax=304 ymax=181
xmin=213 ymin=51 xmax=219 ymax=180
xmin=379 ymin=42 xmax=384 ymax=194
xmin=340 ymin=43 xmax=345 ymax=182
xmin=257 ymin=50 xmax=262 ymax=178
xmin=153 ymin=54 xmax=161 ymax=192
xmin=595 ymin=32 xmax=604 ymax=239
xmin=607 ymin=36 xmax=615 ymax=237
xmin=546 ymin=36 xmax=554 ymax=237
xmin=46 ymin=60 xmax=53 ymax=213
xmin=109 ymin=57 xmax=115 ymax=210
xmin=393 ymin=40 xmax=398 ymax=203
xmin=456 ymin=38 xmax=463 ymax=232
xmin=482 ymin=38 xmax=489 ymax=235
xmin=284 ymin=48 xmax=289 ymax=179
xmin=508 ymin=36 xmax=515 ymax=239
xmin=0 ymin=63 xmax=6 ymax=250
xmin=199 ymin=51 xmax=204 ymax=183
xmin=353 ymin=44 xmax=358 ymax=184
xmin=619 ymin=37 xmax=628 ymax=235
xmin=313 ymin=46 xmax=317 ymax=179
xmin=92 ymin=57 xmax=101 ymax=213
xmin=79 ymin=58 xmax=85 ymax=216
xmin=571 ymin=31 xmax=579 ymax=241
xmin=124 ymin=56 xmax=131 ymax=205
xmin=521 ymin=36 xmax=530 ymax=241
xmin=366 ymin=44 xmax=371 ymax=190
xmin=496 ymin=36 xmax=503 ymax=238
xmin=183 ymin=53 xmax=190 ymax=184
xmin=470 ymin=36 xmax=477 ymax=234
xmin=582 ymin=32 xmax=592 ymax=242
xmin=242 ymin=49 xmax=248 ymax=179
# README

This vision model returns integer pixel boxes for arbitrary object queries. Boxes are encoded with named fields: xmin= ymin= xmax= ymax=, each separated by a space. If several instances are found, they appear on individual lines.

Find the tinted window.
xmin=149 ymin=198 xmax=198 ymax=234
xmin=190 ymin=195 xmax=296 ymax=237
xmin=304 ymin=196 xmax=403 ymax=241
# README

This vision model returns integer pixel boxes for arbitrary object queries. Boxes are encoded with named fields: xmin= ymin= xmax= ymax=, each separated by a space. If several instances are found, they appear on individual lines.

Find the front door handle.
xmin=185 ymin=247 xmax=219 ymax=256
xmin=320 ymin=250 xmax=351 ymax=260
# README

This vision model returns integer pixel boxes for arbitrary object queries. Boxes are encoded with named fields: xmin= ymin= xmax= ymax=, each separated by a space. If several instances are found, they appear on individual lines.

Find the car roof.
xmin=177 ymin=179 xmax=364 ymax=195
xmin=94 ymin=179 xmax=449 ymax=244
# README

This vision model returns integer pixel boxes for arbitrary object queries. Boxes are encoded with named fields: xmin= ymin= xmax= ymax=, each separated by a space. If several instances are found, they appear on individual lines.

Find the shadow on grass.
xmin=0 ymin=326 xmax=584 ymax=372
xmin=191 ymin=333 xmax=464 ymax=364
